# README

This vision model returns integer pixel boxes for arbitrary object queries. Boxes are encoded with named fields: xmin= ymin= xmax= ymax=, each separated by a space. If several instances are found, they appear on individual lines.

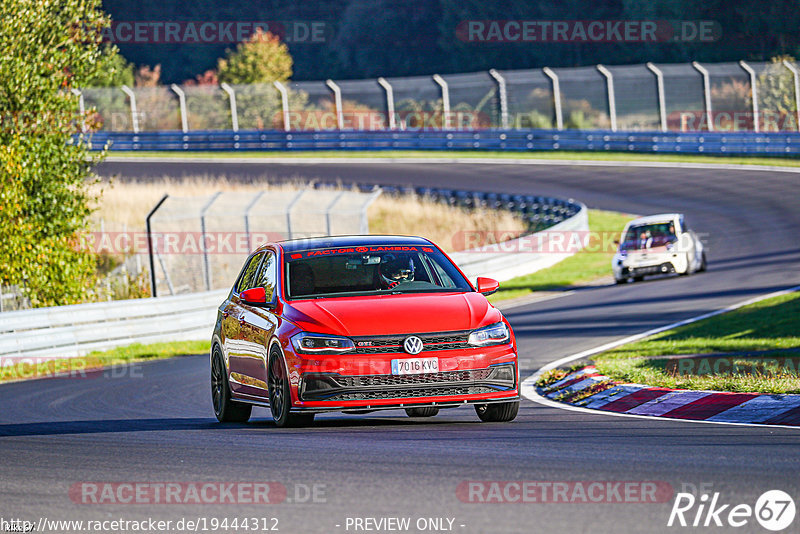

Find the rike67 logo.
xmin=668 ymin=489 xmax=796 ymax=531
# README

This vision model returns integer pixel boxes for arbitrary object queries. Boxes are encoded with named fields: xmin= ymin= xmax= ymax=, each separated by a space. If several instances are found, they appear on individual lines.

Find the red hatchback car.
xmin=211 ymin=235 xmax=520 ymax=427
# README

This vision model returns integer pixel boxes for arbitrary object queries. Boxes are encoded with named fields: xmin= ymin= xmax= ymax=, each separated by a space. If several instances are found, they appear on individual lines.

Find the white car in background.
xmin=612 ymin=213 xmax=706 ymax=283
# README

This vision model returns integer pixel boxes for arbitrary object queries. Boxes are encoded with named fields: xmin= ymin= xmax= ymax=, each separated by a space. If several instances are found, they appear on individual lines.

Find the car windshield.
xmin=283 ymin=244 xmax=472 ymax=299
xmin=621 ymin=222 xmax=678 ymax=250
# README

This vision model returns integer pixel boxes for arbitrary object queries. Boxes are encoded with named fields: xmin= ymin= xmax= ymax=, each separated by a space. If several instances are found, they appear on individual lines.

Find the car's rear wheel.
xmin=211 ymin=347 xmax=252 ymax=423
xmin=405 ymin=407 xmax=439 ymax=417
xmin=632 ymin=275 xmax=644 ymax=282
xmin=268 ymin=347 xmax=314 ymax=428
xmin=698 ymin=251 xmax=707 ymax=272
xmin=475 ymin=401 xmax=519 ymax=422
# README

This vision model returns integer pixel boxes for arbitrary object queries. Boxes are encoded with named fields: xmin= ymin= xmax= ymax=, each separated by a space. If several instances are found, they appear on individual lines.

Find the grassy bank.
xmin=0 ymin=340 xmax=210 ymax=384
xmin=107 ymin=150 xmax=800 ymax=168
xmin=489 ymin=209 xmax=634 ymax=303
xmin=592 ymin=291 xmax=800 ymax=394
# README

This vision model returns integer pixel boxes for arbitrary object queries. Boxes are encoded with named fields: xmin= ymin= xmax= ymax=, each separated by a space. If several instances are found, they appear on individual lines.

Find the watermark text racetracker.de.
xmin=457 ymin=480 xmax=674 ymax=503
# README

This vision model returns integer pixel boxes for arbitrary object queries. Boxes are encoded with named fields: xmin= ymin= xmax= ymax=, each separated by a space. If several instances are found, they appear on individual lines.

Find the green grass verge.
xmin=107 ymin=150 xmax=800 ymax=167
xmin=488 ymin=209 xmax=634 ymax=303
xmin=592 ymin=291 xmax=800 ymax=393
xmin=0 ymin=340 xmax=210 ymax=384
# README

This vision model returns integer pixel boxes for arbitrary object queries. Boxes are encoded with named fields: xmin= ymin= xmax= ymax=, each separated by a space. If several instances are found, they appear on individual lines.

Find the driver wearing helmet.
xmin=380 ymin=254 xmax=415 ymax=289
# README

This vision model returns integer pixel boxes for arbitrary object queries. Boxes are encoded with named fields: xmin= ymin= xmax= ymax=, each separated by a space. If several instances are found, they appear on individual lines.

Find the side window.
xmin=235 ymin=252 xmax=264 ymax=293
xmin=254 ymin=251 xmax=277 ymax=302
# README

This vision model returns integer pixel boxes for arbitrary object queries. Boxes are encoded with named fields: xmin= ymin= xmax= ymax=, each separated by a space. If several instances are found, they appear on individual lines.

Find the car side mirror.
xmin=476 ymin=277 xmax=500 ymax=296
xmin=240 ymin=287 xmax=275 ymax=308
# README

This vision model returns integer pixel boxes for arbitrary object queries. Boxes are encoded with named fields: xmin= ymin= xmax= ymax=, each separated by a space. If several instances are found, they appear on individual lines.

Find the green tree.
xmin=217 ymin=29 xmax=293 ymax=85
xmin=0 ymin=0 xmax=114 ymax=306
xmin=85 ymin=45 xmax=135 ymax=87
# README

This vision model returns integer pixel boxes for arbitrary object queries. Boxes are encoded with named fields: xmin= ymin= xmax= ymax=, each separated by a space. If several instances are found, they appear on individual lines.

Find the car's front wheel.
xmin=211 ymin=347 xmax=252 ymax=423
xmin=405 ymin=407 xmax=439 ymax=417
xmin=268 ymin=348 xmax=314 ymax=428
xmin=475 ymin=401 xmax=519 ymax=422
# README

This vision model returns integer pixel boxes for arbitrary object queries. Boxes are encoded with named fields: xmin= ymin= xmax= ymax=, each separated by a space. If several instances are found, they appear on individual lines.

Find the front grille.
xmin=328 ymin=386 xmax=497 ymax=402
xmin=350 ymin=330 xmax=471 ymax=354
xmin=335 ymin=368 xmax=493 ymax=388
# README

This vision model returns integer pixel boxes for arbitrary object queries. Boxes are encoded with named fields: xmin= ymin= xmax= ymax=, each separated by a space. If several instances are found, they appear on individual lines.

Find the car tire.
xmin=211 ymin=346 xmax=252 ymax=423
xmin=405 ymin=407 xmax=439 ymax=417
xmin=698 ymin=252 xmax=707 ymax=272
xmin=614 ymin=278 xmax=626 ymax=285
xmin=475 ymin=401 xmax=519 ymax=422
xmin=268 ymin=347 xmax=314 ymax=428
xmin=632 ymin=275 xmax=644 ymax=282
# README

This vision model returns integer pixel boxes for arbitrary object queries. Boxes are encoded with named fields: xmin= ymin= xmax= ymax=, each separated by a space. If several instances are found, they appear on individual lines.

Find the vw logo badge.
xmin=403 ymin=336 xmax=424 ymax=355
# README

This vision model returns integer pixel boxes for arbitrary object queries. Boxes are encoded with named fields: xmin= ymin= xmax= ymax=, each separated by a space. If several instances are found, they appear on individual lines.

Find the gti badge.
xmin=403 ymin=336 xmax=424 ymax=355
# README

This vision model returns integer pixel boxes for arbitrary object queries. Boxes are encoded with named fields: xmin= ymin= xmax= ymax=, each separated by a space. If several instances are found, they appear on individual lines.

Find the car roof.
xmin=262 ymin=235 xmax=435 ymax=253
xmin=626 ymin=213 xmax=682 ymax=226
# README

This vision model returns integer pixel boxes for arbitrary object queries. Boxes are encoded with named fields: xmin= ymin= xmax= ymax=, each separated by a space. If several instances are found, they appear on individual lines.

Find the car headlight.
xmin=468 ymin=322 xmax=510 ymax=347
xmin=291 ymin=332 xmax=355 ymax=354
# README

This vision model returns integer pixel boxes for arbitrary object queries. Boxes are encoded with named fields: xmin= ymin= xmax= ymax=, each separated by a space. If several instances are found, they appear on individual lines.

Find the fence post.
xmin=784 ymin=60 xmax=800 ymax=133
xmin=243 ymin=191 xmax=266 ymax=251
xmin=325 ymin=191 xmax=346 ymax=235
xmin=285 ymin=190 xmax=306 ymax=240
xmin=377 ymin=77 xmax=396 ymax=130
xmin=273 ymin=81 xmax=291 ymax=131
xmin=120 ymin=85 xmax=140 ymax=133
xmin=219 ymin=83 xmax=239 ymax=132
xmin=145 ymin=194 xmax=169 ymax=297
xmin=646 ymin=62 xmax=667 ymax=132
xmin=71 ymin=88 xmax=86 ymax=133
xmin=542 ymin=67 xmax=563 ymax=130
xmin=596 ymin=65 xmax=617 ymax=132
xmin=692 ymin=62 xmax=713 ymax=132
xmin=326 ymin=79 xmax=344 ymax=129
xmin=200 ymin=192 xmax=222 ymax=291
xmin=432 ymin=74 xmax=451 ymax=129
xmin=170 ymin=84 xmax=189 ymax=132
xmin=739 ymin=61 xmax=759 ymax=132
xmin=489 ymin=69 xmax=509 ymax=129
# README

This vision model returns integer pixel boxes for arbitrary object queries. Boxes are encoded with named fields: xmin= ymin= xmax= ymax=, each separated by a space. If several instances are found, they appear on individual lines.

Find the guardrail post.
xmin=243 ymin=191 xmax=266 ymax=251
xmin=285 ymin=190 xmax=306 ymax=239
xmin=120 ymin=85 xmax=140 ymax=133
xmin=326 ymin=79 xmax=344 ymax=129
xmin=220 ymin=83 xmax=239 ymax=132
xmin=200 ymin=192 xmax=222 ymax=291
xmin=273 ymin=81 xmax=291 ymax=131
xmin=377 ymin=77 xmax=396 ymax=130
xmin=170 ymin=84 xmax=189 ymax=133
xmin=360 ymin=188 xmax=383 ymax=234
xmin=692 ymin=62 xmax=713 ymax=132
xmin=489 ymin=69 xmax=509 ymax=129
xmin=739 ymin=61 xmax=759 ymax=132
xmin=596 ymin=65 xmax=617 ymax=132
xmin=646 ymin=62 xmax=667 ymax=132
xmin=432 ymin=74 xmax=451 ymax=129
xmin=783 ymin=60 xmax=800 ymax=133
xmin=542 ymin=67 xmax=563 ymax=130
xmin=145 ymin=194 xmax=169 ymax=297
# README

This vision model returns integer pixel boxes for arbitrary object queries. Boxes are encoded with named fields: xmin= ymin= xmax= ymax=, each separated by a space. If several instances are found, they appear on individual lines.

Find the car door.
xmin=234 ymin=250 xmax=279 ymax=399
xmin=225 ymin=251 xmax=264 ymax=394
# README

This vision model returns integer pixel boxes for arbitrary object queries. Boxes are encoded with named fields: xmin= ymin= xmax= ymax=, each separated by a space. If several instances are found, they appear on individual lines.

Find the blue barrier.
xmin=83 ymin=129 xmax=800 ymax=156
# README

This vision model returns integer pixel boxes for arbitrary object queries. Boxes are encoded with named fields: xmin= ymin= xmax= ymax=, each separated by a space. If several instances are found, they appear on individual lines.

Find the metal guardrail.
xmin=0 ymin=290 xmax=227 ymax=360
xmin=85 ymin=129 xmax=800 ymax=155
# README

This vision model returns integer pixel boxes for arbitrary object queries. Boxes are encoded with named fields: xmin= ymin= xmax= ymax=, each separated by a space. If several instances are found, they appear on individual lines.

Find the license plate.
xmin=391 ymin=357 xmax=439 ymax=375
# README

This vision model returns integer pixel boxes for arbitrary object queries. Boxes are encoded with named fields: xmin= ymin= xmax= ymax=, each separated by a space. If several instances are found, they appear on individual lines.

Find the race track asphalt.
xmin=1 ymin=159 xmax=798 ymax=533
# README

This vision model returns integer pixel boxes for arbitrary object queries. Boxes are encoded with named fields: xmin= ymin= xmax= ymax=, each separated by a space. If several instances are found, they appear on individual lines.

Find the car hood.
xmin=282 ymin=292 xmax=502 ymax=336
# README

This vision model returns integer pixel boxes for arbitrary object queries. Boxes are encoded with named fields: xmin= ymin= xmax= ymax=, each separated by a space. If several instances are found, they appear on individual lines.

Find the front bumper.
xmin=288 ymin=343 xmax=519 ymax=411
